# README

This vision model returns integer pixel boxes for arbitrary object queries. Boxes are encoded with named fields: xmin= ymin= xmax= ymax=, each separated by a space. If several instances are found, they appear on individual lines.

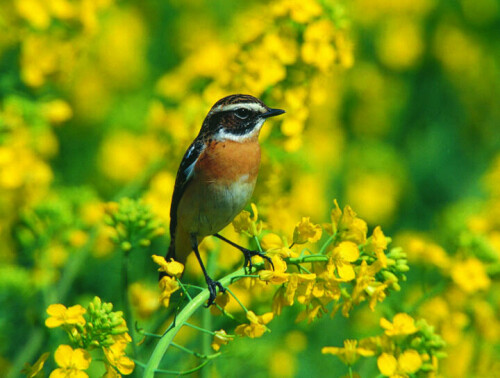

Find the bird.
xmin=162 ymin=94 xmax=285 ymax=307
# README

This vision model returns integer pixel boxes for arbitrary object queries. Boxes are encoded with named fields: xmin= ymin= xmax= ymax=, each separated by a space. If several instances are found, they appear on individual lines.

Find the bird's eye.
xmin=235 ymin=108 xmax=250 ymax=119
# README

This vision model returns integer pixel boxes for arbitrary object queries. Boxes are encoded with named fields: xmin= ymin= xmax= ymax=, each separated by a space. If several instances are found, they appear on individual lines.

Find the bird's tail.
xmin=160 ymin=226 xmax=192 ymax=280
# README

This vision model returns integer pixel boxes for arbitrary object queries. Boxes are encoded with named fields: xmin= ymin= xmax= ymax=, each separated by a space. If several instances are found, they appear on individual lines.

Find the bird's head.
xmin=200 ymin=94 xmax=285 ymax=141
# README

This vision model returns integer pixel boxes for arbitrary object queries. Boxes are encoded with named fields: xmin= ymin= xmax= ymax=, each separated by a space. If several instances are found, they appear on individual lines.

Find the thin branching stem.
xmin=319 ymin=234 xmax=337 ymax=255
xmin=225 ymin=287 xmax=249 ymax=313
xmin=184 ymin=322 xmax=216 ymax=336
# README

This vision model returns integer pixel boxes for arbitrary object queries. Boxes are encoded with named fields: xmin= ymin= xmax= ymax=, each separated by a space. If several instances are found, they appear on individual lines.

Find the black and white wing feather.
xmin=167 ymin=139 xmax=205 ymax=257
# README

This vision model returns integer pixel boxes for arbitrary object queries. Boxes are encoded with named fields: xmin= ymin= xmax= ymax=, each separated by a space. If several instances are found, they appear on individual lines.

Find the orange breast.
xmin=195 ymin=139 xmax=261 ymax=184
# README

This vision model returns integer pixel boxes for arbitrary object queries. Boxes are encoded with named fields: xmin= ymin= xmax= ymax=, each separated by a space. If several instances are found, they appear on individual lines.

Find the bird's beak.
xmin=261 ymin=108 xmax=286 ymax=118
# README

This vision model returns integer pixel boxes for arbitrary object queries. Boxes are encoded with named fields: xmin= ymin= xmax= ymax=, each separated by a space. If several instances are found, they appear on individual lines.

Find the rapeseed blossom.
xmin=45 ymin=305 xmax=86 ymax=328
xmin=50 ymin=345 xmax=91 ymax=378
xmin=2 ymin=0 xmax=497 ymax=376
xmin=380 ymin=313 xmax=419 ymax=337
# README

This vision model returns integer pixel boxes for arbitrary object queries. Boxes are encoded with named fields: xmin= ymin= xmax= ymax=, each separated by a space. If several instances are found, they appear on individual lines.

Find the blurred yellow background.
xmin=1 ymin=0 xmax=499 ymax=376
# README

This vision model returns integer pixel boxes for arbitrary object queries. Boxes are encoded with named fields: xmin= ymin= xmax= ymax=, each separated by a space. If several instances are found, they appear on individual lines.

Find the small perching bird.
xmin=162 ymin=94 xmax=285 ymax=306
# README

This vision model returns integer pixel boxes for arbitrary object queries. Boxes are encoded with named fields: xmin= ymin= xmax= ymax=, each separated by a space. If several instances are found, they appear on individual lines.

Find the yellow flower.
xmin=259 ymin=255 xmax=289 ymax=284
xmin=45 ymin=304 xmax=86 ymax=328
xmin=376 ymin=18 xmax=424 ymax=70
xmin=365 ymin=226 xmax=388 ymax=267
xmin=293 ymin=217 xmax=322 ymax=244
xmin=16 ymin=0 xmax=51 ymax=30
xmin=50 ymin=345 xmax=91 ymax=378
xmin=301 ymin=20 xmax=337 ymax=72
xmin=263 ymin=33 xmax=298 ymax=65
xmin=261 ymin=233 xmax=297 ymax=258
xmin=103 ymin=337 xmax=135 ymax=375
xmin=261 ymin=233 xmax=284 ymax=251
xmin=451 ymin=258 xmax=491 ymax=293
xmin=152 ymin=255 xmax=184 ymax=278
xmin=328 ymin=241 xmax=359 ymax=281
xmin=211 ymin=329 xmax=234 ymax=352
xmin=273 ymin=0 xmax=322 ymax=24
xmin=377 ymin=350 xmax=422 ymax=377
xmin=129 ymin=283 xmax=160 ymax=319
xmin=322 ymin=339 xmax=375 ymax=365
xmin=380 ymin=313 xmax=419 ymax=337
xmin=42 ymin=99 xmax=73 ymax=124
xmin=331 ymin=201 xmax=368 ymax=244
xmin=232 ymin=203 xmax=262 ymax=236
xmin=158 ymin=276 xmax=180 ymax=308
xmin=210 ymin=292 xmax=231 ymax=316
xmin=285 ymin=273 xmax=317 ymax=305
xmin=235 ymin=311 xmax=274 ymax=338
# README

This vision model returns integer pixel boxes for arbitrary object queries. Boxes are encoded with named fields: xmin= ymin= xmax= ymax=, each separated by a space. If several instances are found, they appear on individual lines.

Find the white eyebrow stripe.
xmin=213 ymin=118 xmax=265 ymax=142
xmin=211 ymin=102 xmax=267 ymax=114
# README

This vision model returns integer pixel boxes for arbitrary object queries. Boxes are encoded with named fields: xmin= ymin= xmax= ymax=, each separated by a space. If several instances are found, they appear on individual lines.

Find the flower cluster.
xmin=152 ymin=255 xmax=185 ymax=308
xmin=323 ymin=313 xmax=446 ymax=376
xmin=236 ymin=201 xmax=409 ymax=324
xmin=45 ymin=297 xmax=134 ymax=376
xmin=152 ymin=0 xmax=352 ymax=155
xmin=2 ymin=0 xmax=498 ymax=376
xmin=104 ymin=198 xmax=165 ymax=253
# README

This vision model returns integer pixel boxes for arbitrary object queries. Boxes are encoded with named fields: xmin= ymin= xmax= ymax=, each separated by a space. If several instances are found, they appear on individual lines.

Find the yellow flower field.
xmin=1 ymin=0 xmax=499 ymax=377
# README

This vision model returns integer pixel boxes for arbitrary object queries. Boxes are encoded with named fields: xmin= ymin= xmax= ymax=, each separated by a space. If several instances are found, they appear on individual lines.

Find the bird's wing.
xmin=169 ymin=139 xmax=206 ymax=244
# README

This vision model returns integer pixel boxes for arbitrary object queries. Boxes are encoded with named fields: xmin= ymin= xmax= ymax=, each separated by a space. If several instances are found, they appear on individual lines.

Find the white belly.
xmin=178 ymin=175 xmax=256 ymax=237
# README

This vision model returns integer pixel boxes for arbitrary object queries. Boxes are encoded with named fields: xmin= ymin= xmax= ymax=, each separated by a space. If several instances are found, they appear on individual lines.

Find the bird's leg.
xmin=213 ymin=233 xmax=274 ymax=273
xmin=190 ymin=234 xmax=225 ymax=307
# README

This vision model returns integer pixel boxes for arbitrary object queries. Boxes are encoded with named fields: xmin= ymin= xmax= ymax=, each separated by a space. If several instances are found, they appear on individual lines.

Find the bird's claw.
xmin=205 ymin=277 xmax=225 ymax=307
xmin=242 ymin=249 xmax=274 ymax=274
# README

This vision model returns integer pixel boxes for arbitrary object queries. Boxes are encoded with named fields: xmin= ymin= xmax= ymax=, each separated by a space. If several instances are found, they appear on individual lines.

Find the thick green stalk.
xmin=142 ymin=254 xmax=328 ymax=377
xmin=143 ymin=267 xmax=248 ymax=377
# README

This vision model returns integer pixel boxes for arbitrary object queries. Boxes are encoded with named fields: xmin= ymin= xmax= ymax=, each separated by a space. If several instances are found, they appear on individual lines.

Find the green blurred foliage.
xmin=1 ymin=0 xmax=499 ymax=376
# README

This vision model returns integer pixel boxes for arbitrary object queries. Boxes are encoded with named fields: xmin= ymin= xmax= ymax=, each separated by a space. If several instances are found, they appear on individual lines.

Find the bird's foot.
xmin=205 ymin=277 xmax=225 ymax=307
xmin=242 ymin=249 xmax=274 ymax=273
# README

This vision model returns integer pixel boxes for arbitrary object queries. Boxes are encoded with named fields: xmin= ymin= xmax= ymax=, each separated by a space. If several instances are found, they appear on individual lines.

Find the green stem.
xmin=225 ymin=287 xmax=249 ymax=313
xmin=154 ymin=358 xmax=218 ymax=375
xmin=171 ymin=342 xmax=220 ymax=359
xmin=177 ymin=279 xmax=193 ymax=301
xmin=253 ymin=236 xmax=263 ymax=252
xmin=201 ymin=249 xmax=217 ymax=378
xmin=143 ymin=266 xmax=254 ymax=377
xmin=319 ymin=234 xmax=336 ymax=255
xmin=143 ymin=253 xmax=328 ymax=376
xmin=122 ymin=249 xmax=137 ymax=357
xmin=184 ymin=322 xmax=216 ymax=336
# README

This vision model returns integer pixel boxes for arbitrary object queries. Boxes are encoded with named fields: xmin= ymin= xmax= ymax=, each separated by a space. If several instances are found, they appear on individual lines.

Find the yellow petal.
xmin=49 ymin=368 xmax=68 ymax=378
xmin=246 ymin=311 xmax=259 ymax=324
xmin=46 ymin=304 xmax=66 ymax=317
xmin=117 ymin=355 xmax=135 ymax=375
xmin=337 ymin=263 xmax=355 ymax=281
xmin=72 ymin=348 xmax=91 ymax=370
xmin=54 ymin=345 xmax=73 ymax=368
xmin=336 ymin=241 xmax=359 ymax=262
xmin=45 ymin=317 xmax=63 ymax=328
xmin=65 ymin=305 xmax=86 ymax=325
xmin=151 ymin=254 xmax=167 ymax=268
xmin=72 ymin=371 xmax=89 ymax=378
xmin=166 ymin=259 xmax=184 ymax=277
xmin=321 ymin=346 xmax=341 ymax=355
xmin=261 ymin=233 xmax=284 ymax=251
xmin=379 ymin=317 xmax=392 ymax=330
xmin=377 ymin=353 xmax=397 ymax=376
xmin=398 ymin=350 xmax=422 ymax=374
xmin=259 ymin=312 xmax=274 ymax=325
